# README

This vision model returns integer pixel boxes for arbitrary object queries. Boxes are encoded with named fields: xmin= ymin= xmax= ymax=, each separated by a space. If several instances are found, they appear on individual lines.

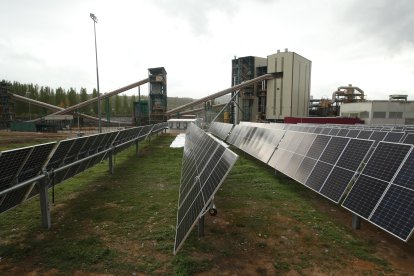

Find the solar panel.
xmin=346 ymin=129 xmax=361 ymax=138
xmin=384 ymin=132 xmax=404 ymax=142
xmin=0 ymin=147 xmax=33 ymax=191
xmin=370 ymin=185 xmax=414 ymax=241
xmin=336 ymin=139 xmax=374 ymax=171
xmin=313 ymin=127 xmax=323 ymax=134
xmin=342 ymin=175 xmax=390 ymax=219
xmin=284 ymin=153 xmax=304 ymax=178
xmin=294 ymin=157 xmax=317 ymax=183
xmin=392 ymin=150 xmax=414 ymax=190
xmin=18 ymin=142 xmax=56 ymax=183
xmin=295 ymin=133 xmax=316 ymax=156
xmin=254 ymin=129 xmax=284 ymax=164
xmin=328 ymin=128 xmax=341 ymax=136
xmin=174 ymin=124 xmax=238 ymax=254
xmin=46 ymin=139 xmax=76 ymax=170
xmin=285 ymin=132 xmax=305 ymax=152
xmin=362 ymin=142 xmax=411 ymax=182
xmin=63 ymin=137 xmax=88 ymax=164
xmin=304 ymin=161 xmax=333 ymax=191
xmin=403 ymin=133 xmax=414 ymax=145
xmin=306 ymin=135 xmax=331 ymax=159
xmin=336 ymin=129 xmax=349 ymax=137
xmin=368 ymin=131 xmax=387 ymax=146
xmin=321 ymin=127 xmax=332 ymax=135
xmin=319 ymin=167 xmax=356 ymax=203
xmin=319 ymin=137 xmax=349 ymax=165
xmin=0 ymin=147 xmax=34 ymax=212
xmin=209 ymin=122 xmax=234 ymax=141
xmin=357 ymin=130 xmax=373 ymax=139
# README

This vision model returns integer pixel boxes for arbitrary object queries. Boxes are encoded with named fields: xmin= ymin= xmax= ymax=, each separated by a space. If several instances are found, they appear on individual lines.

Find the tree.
xmin=114 ymin=95 xmax=121 ymax=115
xmin=67 ymin=87 xmax=78 ymax=107
xmin=92 ymin=88 xmax=98 ymax=114
xmin=55 ymin=87 xmax=66 ymax=108
xmin=79 ymin=87 xmax=88 ymax=113
xmin=122 ymin=95 xmax=129 ymax=115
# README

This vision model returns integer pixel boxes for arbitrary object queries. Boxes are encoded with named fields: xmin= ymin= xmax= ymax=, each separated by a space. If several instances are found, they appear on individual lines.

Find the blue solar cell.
xmin=370 ymin=185 xmax=414 ymax=241
xmin=342 ymin=175 xmax=389 ymax=219
xmin=362 ymin=142 xmax=411 ymax=182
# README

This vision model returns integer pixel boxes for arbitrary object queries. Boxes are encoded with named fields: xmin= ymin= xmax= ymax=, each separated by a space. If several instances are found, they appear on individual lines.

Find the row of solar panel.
xmin=0 ymin=122 xmax=168 ymax=214
xmin=239 ymin=121 xmax=414 ymax=145
xmin=208 ymin=122 xmax=413 ymax=242
xmin=174 ymin=123 xmax=238 ymax=254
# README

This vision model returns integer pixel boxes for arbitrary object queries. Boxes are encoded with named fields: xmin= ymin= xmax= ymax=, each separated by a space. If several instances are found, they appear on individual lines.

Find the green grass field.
xmin=0 ymin=134 xmax=412 ymax=275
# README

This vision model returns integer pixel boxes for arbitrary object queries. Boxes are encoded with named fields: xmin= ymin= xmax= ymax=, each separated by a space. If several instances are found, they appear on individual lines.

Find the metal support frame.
xmin=210 ymin=90 xmax=240 ymax=125
xmin=198 ymin=215 xmax=205 ymax=237
xmin=352 ymin=214 xmax=362 ymax=230
xmin=39 ymin=179 xmax=51 ymax=229
xmin=135 ymin=140 xmax=139 ymax=156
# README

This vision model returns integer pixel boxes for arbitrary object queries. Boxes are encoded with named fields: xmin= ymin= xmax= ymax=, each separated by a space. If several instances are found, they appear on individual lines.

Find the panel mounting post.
xmin=108 ymin=149 xmax=114 ymax=174
xmin=135 ymin=140 xmax=139 ymax=156
xmin=198 ymin=215 xmax=205 ymax=237
xmin=352 ymin=214 xmax=362 ymax=230
xmin=39 ymin=179 xmax=51 ymax=229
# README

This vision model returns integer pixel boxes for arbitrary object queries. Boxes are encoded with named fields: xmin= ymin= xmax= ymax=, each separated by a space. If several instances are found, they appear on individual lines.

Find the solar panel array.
xmin=209 ymin=122 xmax=414 ymax=242
xmin=343 ymin=142 xmax=414 ymax=241
xmin=0 ymin=122 xmax=168 ymax=213
xmin=174 ymin=123 xmax=238 ymax=254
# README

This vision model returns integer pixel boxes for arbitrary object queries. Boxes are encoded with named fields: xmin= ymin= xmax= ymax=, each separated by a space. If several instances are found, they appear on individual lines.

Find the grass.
xmin=0 ymin=134 xmax=412 ymax=275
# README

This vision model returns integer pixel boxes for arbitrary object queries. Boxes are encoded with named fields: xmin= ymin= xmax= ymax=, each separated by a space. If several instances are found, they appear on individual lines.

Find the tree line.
xmin=5 ymin=81 xmax=142 ymax=118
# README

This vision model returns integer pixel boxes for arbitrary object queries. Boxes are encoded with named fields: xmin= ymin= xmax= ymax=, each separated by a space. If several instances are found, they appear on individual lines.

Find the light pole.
xmin=90 ymin=13 xmax=102 ymax=133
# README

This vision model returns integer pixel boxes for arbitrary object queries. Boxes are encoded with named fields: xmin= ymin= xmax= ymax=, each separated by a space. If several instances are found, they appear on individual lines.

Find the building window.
xmin=373 ymin=112 xmax=386 ymax=118
xmin=359 ymin=111 xmax=369 ymax=118
xmin=389 ymin=112 xmax=403 ymax=119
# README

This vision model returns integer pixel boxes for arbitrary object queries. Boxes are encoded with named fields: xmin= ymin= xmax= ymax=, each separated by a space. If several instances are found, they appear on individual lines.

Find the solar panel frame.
xmin=403 ymin=133 xmax=414 ymax=145
xmin=174 ymin=124 xmax=238 ymax=254
xmin=369 ymin=184 xmax=414 ymax=241
xmin=384 ymin=132 xmax=404 ymax=143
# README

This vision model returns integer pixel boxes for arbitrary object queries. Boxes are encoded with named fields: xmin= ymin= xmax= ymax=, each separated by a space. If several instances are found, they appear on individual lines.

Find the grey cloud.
xmin=344 ymin=0 xmax=414 ymax=48
xmin=152 ymin=0 xmax=278 ymax=34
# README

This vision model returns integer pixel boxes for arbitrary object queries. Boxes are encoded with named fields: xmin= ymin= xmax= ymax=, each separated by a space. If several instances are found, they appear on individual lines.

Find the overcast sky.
xmin=1 ymin=0 xmax=413 ymax=101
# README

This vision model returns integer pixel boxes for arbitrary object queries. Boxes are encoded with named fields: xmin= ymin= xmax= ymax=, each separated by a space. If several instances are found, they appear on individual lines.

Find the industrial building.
xmin=340 ymin=95 xmax=414 ymax=125
xmin=231 ymin=49 xmax=311 ymax=123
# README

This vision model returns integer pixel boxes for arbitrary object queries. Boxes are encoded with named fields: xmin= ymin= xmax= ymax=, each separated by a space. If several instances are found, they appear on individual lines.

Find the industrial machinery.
xmin=148 ymin=67 xmax=167 ymax=123
xmin=310 ymin=84 xmax=366 ymax=116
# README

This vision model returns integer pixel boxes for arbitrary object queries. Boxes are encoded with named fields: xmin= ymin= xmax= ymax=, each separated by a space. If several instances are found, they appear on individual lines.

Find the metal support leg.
xmin=198 ymin=215 xmax=205 ymax=237
xmin=135 ymin=140 xmax=139 ymax=156
xmin=39 ymin=179 xmax=51 ymax=229
xmin=352 ymin=214 xmax=361 ymax=230
xmin=108 ymin=150 xmax=114 ymax=175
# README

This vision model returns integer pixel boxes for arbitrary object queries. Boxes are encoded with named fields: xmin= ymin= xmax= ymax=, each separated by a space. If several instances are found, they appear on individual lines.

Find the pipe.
xmin=176 ymin=103 xmax=227 ymax=116
xmin=10 ymin=93 xmax=129 ymax=124
xmin=26 ymin=78 xmax=149 ymax=122
xmin=166 ymin=72 xmax=282 ymax=115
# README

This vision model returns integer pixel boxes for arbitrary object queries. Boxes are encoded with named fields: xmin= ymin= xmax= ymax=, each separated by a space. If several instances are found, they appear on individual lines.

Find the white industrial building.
xmin=232 ymin=49 xmax=311 ymax=123
xmin=340 ymin=100 xmax=414 ymax=125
